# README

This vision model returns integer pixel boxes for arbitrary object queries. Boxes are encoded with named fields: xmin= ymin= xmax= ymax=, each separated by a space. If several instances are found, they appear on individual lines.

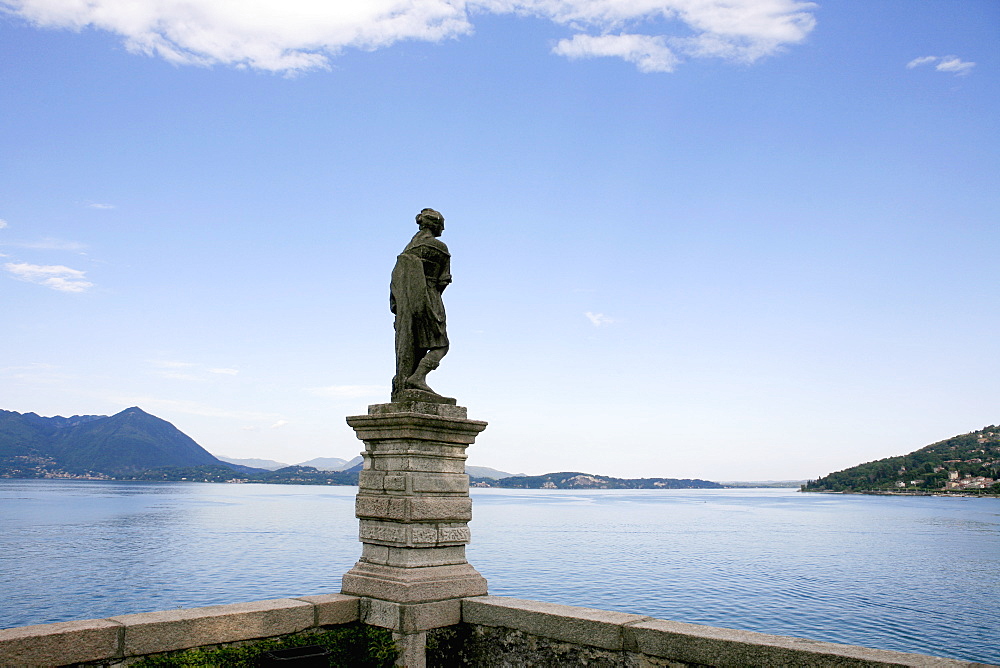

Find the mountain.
xmin=804 ymin=425 xmax=1000 ymax=493
xmin=477 ymin=471 xmax=722 ymax=489
xmin=0 ymin=407 xmax=234 ymax=476
xmin=297 ymin=456 xmax=353 ymax=471
xmin=217 ymin=456 xmax=290 ymax=471
xmin=466 ymin=465 xmax=520 ymax=479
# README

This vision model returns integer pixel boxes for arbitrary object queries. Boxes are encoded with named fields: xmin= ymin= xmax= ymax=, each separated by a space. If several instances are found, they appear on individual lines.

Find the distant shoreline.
xmin=803 ymin=489 xmax=999 ymax=498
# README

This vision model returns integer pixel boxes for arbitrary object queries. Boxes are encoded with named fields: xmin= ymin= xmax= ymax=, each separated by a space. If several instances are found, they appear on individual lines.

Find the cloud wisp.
xmin=150 ymin=360 xmax=240 ymax=381
xmin=907 ymin=55 xmax=975 ymax=76
xmin=584 ymin=311 xmax=617 ymax=327
xmin=3 ymin=237 xmax=87 ymax=251
xmin=4 ymin=262 xmax=93 ymax=292
xmin=2 ymin=0 xmax=817 ymax=74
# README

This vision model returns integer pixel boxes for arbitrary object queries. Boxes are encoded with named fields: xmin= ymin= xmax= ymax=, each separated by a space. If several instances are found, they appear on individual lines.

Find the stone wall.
xmin=0 ymin=594 xmax=989 ymax=667
xmin=428 ymin=597 xmax=985 ymax=668
xmin=0 ymin=595 xmax=359 ymax=666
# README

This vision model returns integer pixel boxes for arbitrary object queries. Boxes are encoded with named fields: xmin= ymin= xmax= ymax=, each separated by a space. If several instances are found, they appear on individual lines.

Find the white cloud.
xmin=584 ymin=311 xmax=616 ymax=327
xmin=553 ymin=33 xmax=678 ymax=72
xmin=935 ymin=55 xmax=975 ymax=76
xmin=2 ymin=237 xmax=87 ymax=251
xmin=150 ymin=360 xmax=241 ymax=381
xmin=2 ymin=0 xmax=817 ymax=73
xmin=270 ymin=419 xmax=289 ymax=429
xmin=311 ymin=384 xmax=387 ymax=399
xmin=0 ymin=219 xmax=7 ymax=229
xmin=4 ymin=262 xmax=93 ymax=292
xmin=906 ymin=56 xmax=936 ymax=69
xmin=86 ymin=202 xmax=116 ymax=209
xmin=150 ymin=360 xmax=199 ymax=379
xmin=0 ymin=362 xmax=68 ymax=384
xmin=907 ymin=55 xmax=975 ymax=76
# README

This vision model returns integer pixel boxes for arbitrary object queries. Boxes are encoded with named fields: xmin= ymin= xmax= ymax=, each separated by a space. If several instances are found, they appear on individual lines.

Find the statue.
xmin=390 ymin=208 xmax=453 ymax=403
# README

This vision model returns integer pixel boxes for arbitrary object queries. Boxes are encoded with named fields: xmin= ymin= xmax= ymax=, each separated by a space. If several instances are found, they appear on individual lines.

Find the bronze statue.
xmin=391 ymin=208 xmax=452 ymax=402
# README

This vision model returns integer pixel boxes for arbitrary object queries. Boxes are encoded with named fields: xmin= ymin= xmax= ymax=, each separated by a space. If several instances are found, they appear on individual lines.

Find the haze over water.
xmin=1 ymin=481 xmax=997 ymax=664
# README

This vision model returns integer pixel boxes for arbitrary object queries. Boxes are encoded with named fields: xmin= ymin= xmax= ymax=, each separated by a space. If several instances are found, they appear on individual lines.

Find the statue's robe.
xmin=390 ymin=236 xmax=450 ymax=397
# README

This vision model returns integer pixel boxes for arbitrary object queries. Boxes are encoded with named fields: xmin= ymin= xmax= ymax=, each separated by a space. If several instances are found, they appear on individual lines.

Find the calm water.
xmin=1 ymin=481 xmax=998 ymax=664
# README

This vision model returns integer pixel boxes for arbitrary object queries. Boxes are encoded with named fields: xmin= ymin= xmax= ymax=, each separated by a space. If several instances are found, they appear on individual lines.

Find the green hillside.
xmin=804 ymin=425 xmax=1000 ymax=493
xmin=0 ymin=407 xmax=229 ymax=476
xmin=480 ymin=471 xmax=721 ymax=489
xmin=52 ymin=407 xmax=221 ymax=473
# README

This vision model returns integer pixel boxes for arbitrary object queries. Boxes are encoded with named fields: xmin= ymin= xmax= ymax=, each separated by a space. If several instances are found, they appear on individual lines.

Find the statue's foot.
xmin=405 ymin=376 xmax=438 ymax=394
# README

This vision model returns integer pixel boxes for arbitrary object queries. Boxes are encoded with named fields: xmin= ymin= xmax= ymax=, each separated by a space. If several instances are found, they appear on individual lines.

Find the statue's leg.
xmin=405 ymin=345 xmax=448 ymax=393
xmin=392 ymin=316 xmax=416 ymax=400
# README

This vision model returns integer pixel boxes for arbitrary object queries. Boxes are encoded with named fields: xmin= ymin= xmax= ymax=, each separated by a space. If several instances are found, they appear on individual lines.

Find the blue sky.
xmin=1 ymin=0 xmax=997 ymax=480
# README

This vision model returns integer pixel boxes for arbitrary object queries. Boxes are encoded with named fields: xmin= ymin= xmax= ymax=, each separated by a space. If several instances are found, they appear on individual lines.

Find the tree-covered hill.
xmin=477 ymin=471 xmax=721 ymax=489
xmin=122 ymin=464 xmax=360 ymax=485
xmin=0 ymin=407 xmax=233 ymax=476
xmin=804 ymin=425 xmax=1000 ymax=493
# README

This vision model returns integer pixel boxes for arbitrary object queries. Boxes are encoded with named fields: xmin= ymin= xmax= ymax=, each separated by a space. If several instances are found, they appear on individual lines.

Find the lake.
xmin=1 ymin=480 xmax=997 ymax=664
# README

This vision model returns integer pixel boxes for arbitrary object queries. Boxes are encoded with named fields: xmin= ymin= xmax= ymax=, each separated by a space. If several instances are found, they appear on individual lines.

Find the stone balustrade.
xmin=1 ymin=595 xmax=987 ymax=667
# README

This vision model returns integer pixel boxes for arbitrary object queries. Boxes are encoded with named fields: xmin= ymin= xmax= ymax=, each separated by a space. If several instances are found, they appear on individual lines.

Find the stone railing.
xmin=431 ymin=596 xmax=985 ymax=668
xmin=1 ymin=595 xmax=988 ymax=667
xmin=0 ymin=594 xmax=358 ymax=666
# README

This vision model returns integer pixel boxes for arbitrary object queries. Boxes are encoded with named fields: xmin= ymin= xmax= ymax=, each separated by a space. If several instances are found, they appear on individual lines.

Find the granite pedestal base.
xmin=341 ymin=401 xmax=488 ymax=665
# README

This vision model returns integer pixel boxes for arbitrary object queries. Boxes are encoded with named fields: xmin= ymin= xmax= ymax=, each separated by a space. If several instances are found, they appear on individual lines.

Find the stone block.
xmin=361 ymin=598 xmax=462 ymax=633
xmin=368 ymin=455 xmax=467 ymax=474
xmin=110 ymin=598 xmax=313 ymax=656
xmin=360 ymin=471 xmax=468 ymax=494
xmin=402 ymin=600 xmax=462 ymax=633
xmin=356 ymin=495 xmax=408 ymax=520
xmin=341 ymin=562 xmax=488 ymax=603
xmin=410 ymin=497 xmax=472 ymax=521
xmin=355 ymin=496 xmax=471 ymax=523
xmin=359 ymin=519 xmax=408 ymax=545
xmin=437 ymin=524 xmax=472 ymax=544
xmin=0 ymin=618 xmax=123 ymax=666
xmin=362 ymin=598 xmax=403 ymax=631
xmin=461 ymin=596 xmax=651 ymax=651
xmin=358 ymin=520 xmax=466 ymax=547
xmin=411 ymin=525 xmax=438 ymax=545
xmin=384 ymin=474 xmax=407 ymax=491
xmin=361 ymin=543 xmax=391 ymax=563
xmin=393 ymin=630 xmax=428 ymax=668
xmin=368 ymin=402 xmax=468 ymax=419
xmin=359 ymin=520 xmax=470 ymax=548
xmin=410 ymin=472 xmax=469 ymax=493
xmin=357 ymin=470 xmax=385 ymax=490
xmin=627 ymin=618 xmax=976 ymax=667
xmin=347 ymin=413 xmax=487 ymax=446
xmin=294 ymin=594 xmax=360 ymax=627
xmin=362 ymin=544 xmax=468 ymax=567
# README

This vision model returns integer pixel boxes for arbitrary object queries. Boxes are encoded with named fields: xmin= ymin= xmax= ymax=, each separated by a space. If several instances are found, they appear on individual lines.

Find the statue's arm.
xmin=438 ymin=254 xmax=452 ymax=293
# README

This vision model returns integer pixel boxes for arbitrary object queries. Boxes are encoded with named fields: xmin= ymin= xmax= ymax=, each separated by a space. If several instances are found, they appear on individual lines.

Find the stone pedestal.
xmin=341 ymin=401 xmax=488 ymax=666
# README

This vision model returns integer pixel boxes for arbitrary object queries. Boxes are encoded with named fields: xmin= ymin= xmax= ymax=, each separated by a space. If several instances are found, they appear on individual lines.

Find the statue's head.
xmin=416 ymin=208 xmax=445 ymax=236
